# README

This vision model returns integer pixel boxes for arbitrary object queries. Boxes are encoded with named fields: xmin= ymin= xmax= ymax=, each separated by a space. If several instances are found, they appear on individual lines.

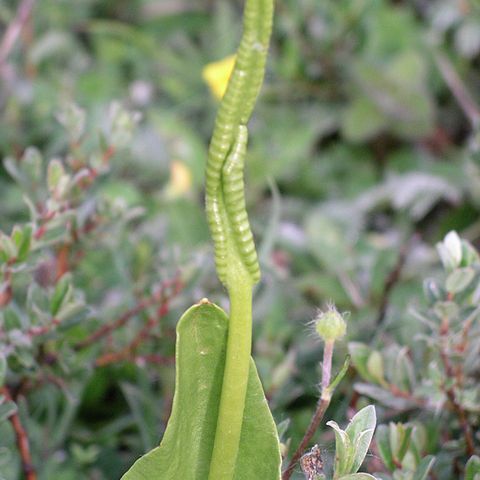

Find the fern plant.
xmin=123 ymin=0 xmax=282 ymax=478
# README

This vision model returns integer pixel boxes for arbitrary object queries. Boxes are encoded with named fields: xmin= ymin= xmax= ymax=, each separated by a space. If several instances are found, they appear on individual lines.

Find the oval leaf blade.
xmin=122 ymin=301 xmax=281 ymax=479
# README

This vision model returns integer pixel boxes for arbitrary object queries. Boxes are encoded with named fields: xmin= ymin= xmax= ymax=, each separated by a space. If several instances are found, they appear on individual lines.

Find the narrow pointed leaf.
xmin=375 ymin=425 xmax=394 ymax=471
xmin=397 ymin=425 xmax=413 ymax=463
xmin=326 ymin=420 xmax=352 ymax=476
xmin=350 ymin=428 xmax=375 ymax=474
xmin=122 ymin=302 xmax=281 ymax=480
xmin=412 ymin=456 xmax=435 ymax=480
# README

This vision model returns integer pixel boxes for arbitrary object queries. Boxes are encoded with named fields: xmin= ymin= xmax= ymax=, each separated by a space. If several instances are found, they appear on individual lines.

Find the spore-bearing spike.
xmin=205 ymin=0 xmax=272 ymax=288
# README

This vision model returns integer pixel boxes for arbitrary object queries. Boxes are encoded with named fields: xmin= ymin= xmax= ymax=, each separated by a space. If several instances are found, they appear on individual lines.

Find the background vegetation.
xmin=0 ymin=0 xmax=479 ymax=478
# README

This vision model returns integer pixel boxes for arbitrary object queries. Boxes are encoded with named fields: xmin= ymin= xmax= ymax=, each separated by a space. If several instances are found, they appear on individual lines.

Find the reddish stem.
xmin=0 ymin=386 xmax=36 ymax=480
xmin=75 ymin=275 xmax=182 ymax=350
xmin=282 ymin=341 xmax=335 ymax=480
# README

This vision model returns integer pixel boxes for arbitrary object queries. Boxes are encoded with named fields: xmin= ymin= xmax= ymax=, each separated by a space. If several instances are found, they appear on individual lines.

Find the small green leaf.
xmin=327 ymin=420 xmax=352 ymax=477
xmin=396 ymin=425 xmax=413 ymax=463
xmin=47 ymin=159 xmax=66 ymax=192
xmin=412 ymin=456 xmax=435 ymax=480
xmin=0 ymin=401 xmax=17 ymax=423
xmin=461 ymin=240 xmax=479 ymax=267
xmin=393 ymin=348 xmax=415 ymax=393
xmin=122 ymin=302 xmax=281 ymax=480
xmin=16 ymin=226 xmax=32 ymax=262
xmin=51 ymin=277 xmax=71 ymax=316
xmin=0 ymin=233 xmax=17 ymax=260
xmin=342 ymin=97 xmax=384 ymax=142
xmin=345 ymin=406 xmax=376 ymax=474
xmin=465 ymin=456 xmax=480 ymax=480
xmin=349 ymin=343 xmax=376 ymax=383
xmin=375 ymin=425 xmax=394 ymax=471
xmin=366 ymin=351 xmax=385 ymax=385
xmin=445 ymin=268 xmax=475 ymax=294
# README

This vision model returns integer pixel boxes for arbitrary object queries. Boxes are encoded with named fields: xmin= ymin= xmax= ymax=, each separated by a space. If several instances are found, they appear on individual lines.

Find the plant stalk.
xmin=208 ymin=279 xmax=252 ymax=479
xmin=282 ymin=355 xmax=350 ymax=480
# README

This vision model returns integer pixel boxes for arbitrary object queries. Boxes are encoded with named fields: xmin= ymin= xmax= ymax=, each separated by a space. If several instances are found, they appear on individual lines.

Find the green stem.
xmin=208 ymin=280 xmax=252 ymax=480
xmin=205 ymin=1 xmax=274 ymax=477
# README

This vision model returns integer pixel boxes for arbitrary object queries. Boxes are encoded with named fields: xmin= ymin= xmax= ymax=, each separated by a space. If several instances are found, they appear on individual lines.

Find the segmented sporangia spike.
xmin=222 ymin=126 xmax=260 ymax=283
xmin=205 ymin=0 xmax=273 ymax=288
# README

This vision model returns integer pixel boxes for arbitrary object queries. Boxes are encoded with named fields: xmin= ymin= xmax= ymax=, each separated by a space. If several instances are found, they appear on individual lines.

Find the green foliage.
xmin=375 ymin=423 xmax=435 ymax=479
xmin=0 ymin=0 xmax=480 ymax=478
xmin=348 ymin=231 xmax=480 ymax=479
xmin=326 ymin=406 xmax=376 ymax=479
xmin=465 ymin=456 xmax=480 ymax=480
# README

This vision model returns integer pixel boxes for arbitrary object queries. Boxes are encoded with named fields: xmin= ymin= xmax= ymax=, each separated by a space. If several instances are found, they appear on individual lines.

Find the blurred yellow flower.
xmin=166 ymin=160 xmax=192 ymax=198
xmin=202 ymin=54 xmax=236 ymax=100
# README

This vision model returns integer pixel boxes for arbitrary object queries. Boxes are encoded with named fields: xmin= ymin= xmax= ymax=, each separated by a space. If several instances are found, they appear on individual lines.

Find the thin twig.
xmin=0 ymin=0 xmax=36 ymax=70
xmin=0 ymin=386 xmax=36 ymax=480
xmin=438 ymin=313 xmax=475 ymax=456
xmin=74 ymin=275 xmax=182 ymax=350
xmin=95 ymin=315 xmax=170 ymax=367
xmin=282 ymin=398 xmax=331 ymax=480
xmin=444 ymin=385 xmax=475 ymax=456
xmin=434 ymin=51 xmax=480 ymax=130
xmin=388 ymin=383 xmax=427 ymax=407
xmin=74 ymin=298 xmax=157 ymax=350
xmin=282 ymin=356 xmax=350 ymax=480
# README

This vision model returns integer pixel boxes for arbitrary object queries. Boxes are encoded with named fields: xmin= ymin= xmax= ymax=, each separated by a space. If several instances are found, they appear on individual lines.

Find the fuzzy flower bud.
xmin=314 ymin=304 xmax=347 ymax=342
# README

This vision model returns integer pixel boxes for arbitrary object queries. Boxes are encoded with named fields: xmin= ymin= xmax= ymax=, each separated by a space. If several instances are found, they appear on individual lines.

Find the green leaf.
xmin=366 ymin=351 xmax=385 ymax=385
xmin=0 ymin=401 xmax=17 ymax=423
xmin=16 ymin=225 xmax=32 ymax=262
xmin=445 ymin=268 xmax=475 ymax=294
xmin=0 ymin=232 xmax=17 ymax=260
xmin=342 ymin=97 xmax=384 ymax=142
xmin=412 ymin=456 xmax=435 ymax=480
xmin=122 ymin=302 xmax=281 ymax=480
xmin=327 ymin=420 xmax=352 ymax=477
xmin=465 ymin=456 xmax=480 ymax=480
xmin=349 ymin=343 xmax=376 ymax=383
xmin=47 ymin=159 xmax=64 ymax=190
xmin=51 ymin=277 xmax=71 ymax=316
xmin=461 ymin=240 xmax=480 ymax=267
xmin=375 ymin=425 xmax=394 ymax=471
xmin=350 ymin=54 xmax=434 ymax=140
xmin=345 ymin=406 xmax=376 ymax=474
xmin=396 ymin=425 xmax=413 ymax=463
xmin=305 ymin=211 xmax=352 ymax=273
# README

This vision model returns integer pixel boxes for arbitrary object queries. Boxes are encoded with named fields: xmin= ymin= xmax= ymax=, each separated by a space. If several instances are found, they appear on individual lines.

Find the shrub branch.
xmin=0 ymin=386 xmax=36 ymax=480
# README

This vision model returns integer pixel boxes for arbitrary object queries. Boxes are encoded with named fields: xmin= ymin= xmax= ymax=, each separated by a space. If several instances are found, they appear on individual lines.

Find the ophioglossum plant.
xmin=122 ymin=1 xmax=281 ymax=479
